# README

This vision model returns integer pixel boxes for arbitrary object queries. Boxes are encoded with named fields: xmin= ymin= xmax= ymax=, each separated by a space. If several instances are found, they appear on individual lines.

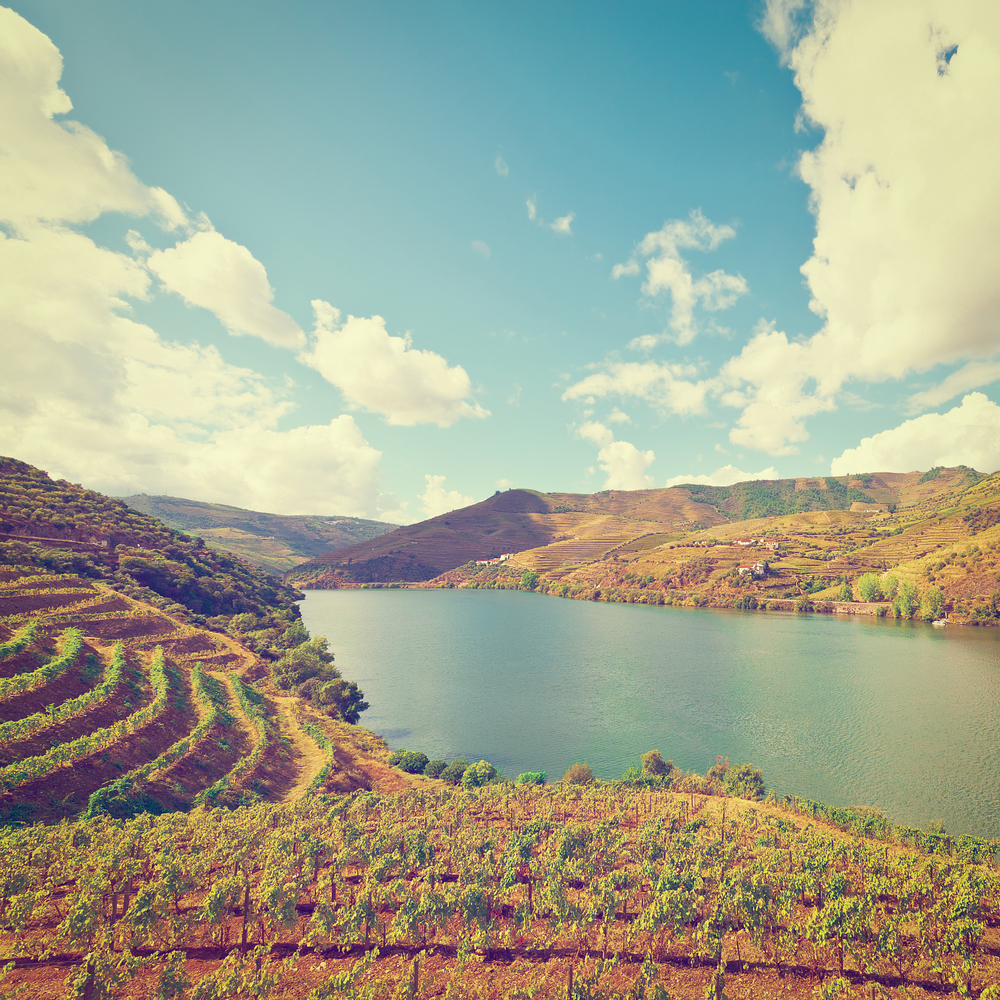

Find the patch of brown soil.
xmin=0 ymin=653 xmax=147 ymax=767
xmin=159 ymin=632 xmax=219 ymax=655
xmin=64 ymin=595 xmax=133 ymax=616
xmin=310 ymin=718 xmax=439 ymax=795
xmin=0 ymin=647 xmax=46 ymax=680
xmin=0 ymin=693 xmax=194 ymax=822
xmin=143 ymin=718 xmax=250 ymax=809
xmin=945 ymin=570 xmax=999 ymax=600
xmin=0 ymin=591 xmax=95 ymax=615
xmin=78 ymin=615 xmax=176 ymax=641
xmin=273 ymin=697 xmax=328 ymax=802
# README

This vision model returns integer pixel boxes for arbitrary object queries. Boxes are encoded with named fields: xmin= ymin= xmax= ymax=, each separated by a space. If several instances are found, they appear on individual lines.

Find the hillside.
xmin=287 ymin=470 xmax=995 ymax=624
xmin=2 ymin=457 xmax=1000 ymax=998
xmin=118 ymin=493 xmax=396 ymax=574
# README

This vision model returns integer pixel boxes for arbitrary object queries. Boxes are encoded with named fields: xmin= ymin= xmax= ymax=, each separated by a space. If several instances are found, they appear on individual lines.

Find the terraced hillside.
xmin=288 ymin=471 xmax=981 ymax=588
xmin=0 ymin=567 xmax=416 ymax=823
xmin=118 ymin=494 xmax=396 ymax=574
xmin=483 ymin=470 xmax=1000 ymax=625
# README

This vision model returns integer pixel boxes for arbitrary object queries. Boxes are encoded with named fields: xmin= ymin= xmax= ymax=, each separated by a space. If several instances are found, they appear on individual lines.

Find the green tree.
xmin=920 ymin=586 xmax=945 ymax=621
xmin=315 ymin=678 xmax=369 ymax=724
xmin=641 ymin=750 xmax=669 ymax=777
xmin=882 ymin=574 xmax=899 ymax=599
xmin=723 ymin=763 xmax=765 ymax=801
xmin=515 ymin=771 xmax=546 ymax=785
xmin=892 ymin=580 xmax=919 ymax=619
xmin=423 ymin=759 xmax=447 ymax=779
xmin=461 ymin=759 xmax=499 ymax=789
xmin=440 ymin=759 xmax=469 ymax=785
xmin=837 ymin=579 xmax=854 ymax=601
xmin=520 ymin=569 xmax=540 ymax=590
xmin=857 ymin=572 xmax=882 ymax=602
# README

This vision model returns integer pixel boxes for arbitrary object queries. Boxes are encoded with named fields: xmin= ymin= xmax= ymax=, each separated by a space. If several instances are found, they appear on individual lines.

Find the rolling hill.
xmin=118 ymin=493 xmax=397 ymax=573
xmin=285 ymin=469 xmax=987 ymax=593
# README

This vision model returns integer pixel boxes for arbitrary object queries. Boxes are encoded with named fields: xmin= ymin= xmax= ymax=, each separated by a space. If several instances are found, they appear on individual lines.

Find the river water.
xmin=298 ymin=588 xmax=1000 ymax=838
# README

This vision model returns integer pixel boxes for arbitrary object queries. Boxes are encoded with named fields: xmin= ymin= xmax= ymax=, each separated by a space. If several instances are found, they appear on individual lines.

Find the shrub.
xmin=461 ymin=759 xmax=499 ymax=790
xmin=515 ymin=771 xmax=546 ymax=785
xmin=520 ymin=570 xmax=539 ymax=590
xmin=394 ymin=750 xmax=429 ymax=774
xmin=723 ymin=763 xmax=765 ymax=801
xmin=440 ymin=759 xmax=469 ymax=785
xmin=423 ymin=759 xmax=447 ymax=779
xmin=641 ymin=750 xmax=669 ymax=776
xmin=837 ymin=579 xmax=854 ymax=601
xmin=562 ymin=762 xmax=593 ymax=785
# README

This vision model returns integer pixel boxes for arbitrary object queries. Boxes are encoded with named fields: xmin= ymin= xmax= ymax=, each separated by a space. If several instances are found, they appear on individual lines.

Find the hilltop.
xmin=118 ymin=493 xmax=396 ymax=574
xmin=285 ymin=468 xmax=1000 ymax=624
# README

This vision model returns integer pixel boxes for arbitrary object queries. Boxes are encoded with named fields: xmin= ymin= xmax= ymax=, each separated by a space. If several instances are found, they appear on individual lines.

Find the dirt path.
xmin=272 ymin=696 xmax=327 ymax=802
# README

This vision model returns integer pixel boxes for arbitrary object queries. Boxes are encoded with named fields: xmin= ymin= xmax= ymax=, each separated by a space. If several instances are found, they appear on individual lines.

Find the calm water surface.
xmin=299 ymin=589 xmax=1000 ymax=838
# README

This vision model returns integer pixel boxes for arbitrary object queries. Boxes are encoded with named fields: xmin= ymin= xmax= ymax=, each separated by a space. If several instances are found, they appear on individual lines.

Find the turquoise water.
xmin=298 ymin=589 xmax=1000 ymax=838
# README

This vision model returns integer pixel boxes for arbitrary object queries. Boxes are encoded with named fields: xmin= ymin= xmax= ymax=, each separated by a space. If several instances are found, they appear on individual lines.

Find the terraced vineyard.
xmin=0 ymin=570 xmax=369 ymax=824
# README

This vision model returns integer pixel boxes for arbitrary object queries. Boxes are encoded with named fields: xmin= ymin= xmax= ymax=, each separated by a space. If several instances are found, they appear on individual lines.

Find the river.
xmin=298 ymin=588 xmax=1000 ymax=838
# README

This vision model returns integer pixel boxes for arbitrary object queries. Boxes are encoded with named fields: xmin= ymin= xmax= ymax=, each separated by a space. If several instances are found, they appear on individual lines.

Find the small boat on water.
xmin=932 ymin=618 xmax=948 ymax=627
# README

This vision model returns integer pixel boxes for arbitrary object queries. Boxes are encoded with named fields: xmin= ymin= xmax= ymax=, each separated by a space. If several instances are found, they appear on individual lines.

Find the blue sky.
xmin=3 ymin=1 xmax=999 ymax=520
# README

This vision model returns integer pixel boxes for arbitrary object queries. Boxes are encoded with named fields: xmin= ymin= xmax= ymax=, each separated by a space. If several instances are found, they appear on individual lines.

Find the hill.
xmin=118 ymin=493 xmax=396 ymax=574
xmin=286 ymin=469 xmax=990 ymax=605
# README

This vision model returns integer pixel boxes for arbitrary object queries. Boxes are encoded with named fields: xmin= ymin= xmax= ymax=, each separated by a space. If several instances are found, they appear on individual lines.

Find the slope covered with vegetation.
xmin=118 ymin=494 xmax=396 ymax=574
xmin=288 ymin=470 xmax=981 ymax=590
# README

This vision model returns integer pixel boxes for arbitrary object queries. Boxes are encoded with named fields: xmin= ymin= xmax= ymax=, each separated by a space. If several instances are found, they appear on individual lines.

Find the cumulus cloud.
xmin=0 ymin=9 xmax=185 ymax=233
xmin=562 ymin=361 xmax=713 ymax=417
xmin=577 ymin=421 xmax=655 ymax=490
xmin=0 ymin=8 xmax=386 ymax=516
xmin=664 ymin=464 xmax=779 ymax=489
xmin=419 ymin=475 xmax=476 ymax=518
xmin=147 ymin=230 xmax=305 ymax=349
xmin=550 ymin=212 xmax=574 ymax=235
xmin=301 ymin=301 xmax=490 ymax=427
xmin=612 ymin=209 xmax=748 ymax=347
xmin=471 ymin=239 xmax=491 ymax=258
xmin=494 ymin=154 xmax=509 ymax=177
xmin=724 ymin=0 xmax=1000 ymax=454
xmin=526 ymin=196 xmax=537 ymax=220
xmin=830 ymin=393 xmax=1000 ymax=476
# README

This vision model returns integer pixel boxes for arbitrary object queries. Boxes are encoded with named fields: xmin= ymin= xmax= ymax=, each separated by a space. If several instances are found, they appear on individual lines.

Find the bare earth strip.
xmin=272 ymin=696 xmax=326 ymax=803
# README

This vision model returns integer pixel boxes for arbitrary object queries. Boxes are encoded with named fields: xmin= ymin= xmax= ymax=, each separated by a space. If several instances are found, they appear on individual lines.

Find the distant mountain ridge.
xmin=118 ymin=494 xmax=397 ymax=574
xmin=286 ymin=469 xmax=984 ymax=588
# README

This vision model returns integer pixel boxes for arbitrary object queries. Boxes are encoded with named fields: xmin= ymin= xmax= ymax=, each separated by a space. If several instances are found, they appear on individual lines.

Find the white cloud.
xmin=612 ymin=209 xmax=748 ymax=347
xmin=577 ymin=422 xmax=655 ymax=490
xmin=526 ymin=196 xmax=537 ymax=220
xmin=562 ymin=361 xmax=713 ymax=417
xmin=147 ymin=229 xmax=305 ymax=350
xmin=607 ymin=407 xmax=631 ymax=424
xmin=550 ymin=212 xmax=574 ymax=235
xmin=758 ymin=0 xmax=810 ymax=61
xmin=725 ymin=0 xmax=1000 ymax=454
xmin=471 ymin=239 xmax=491 ymax=258
xmin=665 ymin=464 xmax=779 ymax=489
xmin=419 ymin=475 xmax=476 ymax=518
xmin=906 ymin=360 xmax=1000 ymax=414
xmin=0 ymin=9 xmax=186 ymax=234
xmin=494 ymin=154 xmax=509 ymax=177
xmin=301 ymin=301 xmax=490 ymax=427
xmin=0 ymin=8 xmax=385 ymax=517
xmin=830 ymin=393 xmax=1000 ymax=476
xmin=496 ymin=478 xmax=511 ymax=489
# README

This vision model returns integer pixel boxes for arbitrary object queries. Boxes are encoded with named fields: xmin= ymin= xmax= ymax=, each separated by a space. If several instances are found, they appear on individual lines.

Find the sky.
xmin=2 ymin=0 xmax=1000 ymax=522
